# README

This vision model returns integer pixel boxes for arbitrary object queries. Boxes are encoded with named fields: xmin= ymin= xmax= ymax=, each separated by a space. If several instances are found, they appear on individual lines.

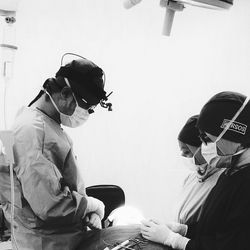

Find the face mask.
xmin=192 ymin=147 xmax=222 ymax=181
xmin=44 ymin=88 xmax=90 ymax=128
xmin=181 ymin=156 xmax=197 ymax=171
xmin=201 ymin=142 xmax=245 ymax=166
xmin=201 ymin=96 xmax=250 ymax=166
xmin=59 ymin=103 xmax=90 ymax=128
xmin=201 ymin=142 xmax=218 ymax=165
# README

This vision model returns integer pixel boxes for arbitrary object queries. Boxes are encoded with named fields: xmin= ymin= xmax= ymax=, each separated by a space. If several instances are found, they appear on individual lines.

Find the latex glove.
xmin=141 ymin=219 xmax=189 ymax=250
xmin=149 ymin=218 xmax=188 ymax=236
xmin=166 ymin=222 xmax=188 ymax=236
xmin=84 ymin=212 xmax=102 ymax=230
xmin=86 ymin=196 xmax=105 ymax=220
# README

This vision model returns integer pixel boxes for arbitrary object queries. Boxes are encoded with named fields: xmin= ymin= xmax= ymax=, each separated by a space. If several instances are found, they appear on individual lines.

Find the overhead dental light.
xmin=0 ymin=0 xmax=19 ymax=16
xmin=123 ymin=0 xmax=234 ymax=36
xmin=175 ymin=0 xmax=233 ymax=9
xmin=123 ymin=0 xmax=143 ymax=9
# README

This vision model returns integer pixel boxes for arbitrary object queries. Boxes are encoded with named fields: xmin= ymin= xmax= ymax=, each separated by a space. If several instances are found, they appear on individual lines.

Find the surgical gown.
xmin=0 ymin=107 xmax=90 ymax=250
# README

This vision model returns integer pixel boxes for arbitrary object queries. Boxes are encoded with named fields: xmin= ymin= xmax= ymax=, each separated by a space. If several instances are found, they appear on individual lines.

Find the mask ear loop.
xmin=215 ymin=97 xmax=250 ymax=143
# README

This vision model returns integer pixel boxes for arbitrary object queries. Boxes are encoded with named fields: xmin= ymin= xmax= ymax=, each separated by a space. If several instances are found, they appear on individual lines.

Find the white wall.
xmin=1 ymin=0 xmax=250 ymax=221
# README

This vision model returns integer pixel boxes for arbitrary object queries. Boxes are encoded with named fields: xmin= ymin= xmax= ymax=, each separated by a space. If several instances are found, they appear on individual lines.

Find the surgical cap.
xmin=197 ymin=91 xmax=250 ymax=144
xmin=56 ymin=58 xmax=107 ymax=105
xmin=178 ymin=115 xmax=201 ymax=147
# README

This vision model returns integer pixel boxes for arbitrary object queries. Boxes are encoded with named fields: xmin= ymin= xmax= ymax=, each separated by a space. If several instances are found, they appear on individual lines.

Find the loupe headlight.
xmin=100 ymin=91 xmax=113 ymax=112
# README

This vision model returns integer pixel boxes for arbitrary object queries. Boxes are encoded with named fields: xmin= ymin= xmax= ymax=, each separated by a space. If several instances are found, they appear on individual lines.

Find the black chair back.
xmin=86 ymin=184 xmax=125 ymax=227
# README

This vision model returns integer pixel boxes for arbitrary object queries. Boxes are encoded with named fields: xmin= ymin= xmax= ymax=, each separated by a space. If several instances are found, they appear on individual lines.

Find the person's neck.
xmin=32 ymin=95 xmax=61 ymax=124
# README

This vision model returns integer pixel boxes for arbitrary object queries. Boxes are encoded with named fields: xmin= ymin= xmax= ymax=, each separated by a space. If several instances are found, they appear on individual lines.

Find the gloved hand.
xmin=84 ymin=212 xmax=102 ymax=230
xmin=86 ymin=196 xmax=105 ymax=220
xmin=149 ymin=219 xmax=188 ymax=236
xmin=166 ymin=221 xmax=188 ymax=236
xmin=141 ymin=219 xmax=189 ymax=250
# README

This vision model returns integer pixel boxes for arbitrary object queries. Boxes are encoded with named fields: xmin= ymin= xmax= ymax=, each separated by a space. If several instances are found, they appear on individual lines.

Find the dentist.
xmin=2 ymin=55 xmax=112 ymax=250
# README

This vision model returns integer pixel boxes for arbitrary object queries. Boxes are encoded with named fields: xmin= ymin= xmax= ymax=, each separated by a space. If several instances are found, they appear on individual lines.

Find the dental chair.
xmin=86 ymin=184 xmax=125 ymax=228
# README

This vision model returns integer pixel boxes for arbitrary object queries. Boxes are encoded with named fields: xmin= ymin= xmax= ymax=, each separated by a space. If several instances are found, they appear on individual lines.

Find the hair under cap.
xmin=197 ymin=91 xmax=250 ymax=144
xmin=56 ymin=58 xmax=107 ymax=105
xmin=178 ymin=115 xmax=201 ymax=147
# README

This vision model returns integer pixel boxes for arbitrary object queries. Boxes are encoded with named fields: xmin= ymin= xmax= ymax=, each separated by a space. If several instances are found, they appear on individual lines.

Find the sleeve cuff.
xmin=164 ymin=231 xmax=190 ymax=250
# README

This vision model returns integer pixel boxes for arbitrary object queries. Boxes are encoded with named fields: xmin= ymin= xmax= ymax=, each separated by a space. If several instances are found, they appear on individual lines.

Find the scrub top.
xmin=0 ymin=107 xmax=89 ymax=250
xmin=172 ymin=169 xmax=224 ymax=225
xmin=186 ymin=164 xmax=250 ymax=250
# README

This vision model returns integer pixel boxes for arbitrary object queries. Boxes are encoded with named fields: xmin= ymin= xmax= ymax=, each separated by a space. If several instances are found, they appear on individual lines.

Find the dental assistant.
xmin=174 ymin=115 xmax=224 ymax=225
xmin=1 ymin=55 xmax=112 ymax=250
xmin=141 ymin=115 xmax=224 ymax=246
xmin=141 ymin=91 xmax=250 ymax=250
